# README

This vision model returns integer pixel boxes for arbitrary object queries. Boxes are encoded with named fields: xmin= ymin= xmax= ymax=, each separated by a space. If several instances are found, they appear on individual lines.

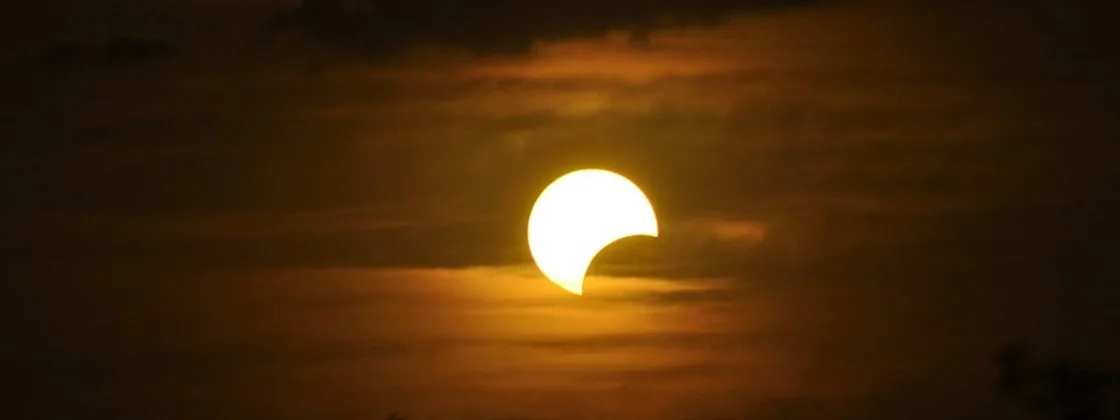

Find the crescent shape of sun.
xmin=528 ymin=169 xmax=659 ymax=295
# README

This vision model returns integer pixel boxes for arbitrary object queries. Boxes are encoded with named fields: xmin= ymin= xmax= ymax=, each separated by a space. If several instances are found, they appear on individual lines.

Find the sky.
xmin=2 ymin=0 xmax=1119 ymax=419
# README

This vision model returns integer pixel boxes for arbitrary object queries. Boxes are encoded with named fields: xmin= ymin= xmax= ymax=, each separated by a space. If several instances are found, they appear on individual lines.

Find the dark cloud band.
xmin=274 ymin=0 xmax=817 ymax=56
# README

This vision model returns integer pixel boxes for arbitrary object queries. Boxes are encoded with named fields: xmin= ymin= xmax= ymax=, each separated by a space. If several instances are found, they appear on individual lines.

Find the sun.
xmin=527 ymin=169 xmax=659 ymax=295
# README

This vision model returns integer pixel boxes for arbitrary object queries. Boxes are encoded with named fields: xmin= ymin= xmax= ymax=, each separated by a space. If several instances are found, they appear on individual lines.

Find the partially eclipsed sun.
xmin=528 ymin=169 xmax=659 ymax=295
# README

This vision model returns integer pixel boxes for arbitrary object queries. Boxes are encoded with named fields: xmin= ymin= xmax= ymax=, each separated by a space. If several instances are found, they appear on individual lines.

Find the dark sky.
xmin=2 ymin=1 xmax=1119 ymax=419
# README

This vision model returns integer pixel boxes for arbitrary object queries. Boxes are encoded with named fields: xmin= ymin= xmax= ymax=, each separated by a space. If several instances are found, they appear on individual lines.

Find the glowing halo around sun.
xmin=527 ymin=169 xmax=659 ymax=295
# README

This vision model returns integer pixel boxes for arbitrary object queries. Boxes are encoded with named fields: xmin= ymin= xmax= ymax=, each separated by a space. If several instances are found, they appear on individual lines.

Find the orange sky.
xmin=3 ymin=1 xmax=1119 ymax=419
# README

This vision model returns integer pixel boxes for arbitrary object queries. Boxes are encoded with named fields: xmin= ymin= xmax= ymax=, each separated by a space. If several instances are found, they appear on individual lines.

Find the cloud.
xmin=273 ymin=0 xmax=817 ymax=56
xmin=516 ymin=331 xmax=755 ymax=352
xmin=681 ymin=217 xmax=768 ymax=245
xmin=36 ymin=36 xmax=180 ymax=69
xmin=4 ymin=0 xmax=1117 ymax=280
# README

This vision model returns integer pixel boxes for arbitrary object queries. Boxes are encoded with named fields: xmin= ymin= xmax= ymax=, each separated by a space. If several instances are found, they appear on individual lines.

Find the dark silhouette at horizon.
xmin=999 ymin=345 xmax=1120 ymax=420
